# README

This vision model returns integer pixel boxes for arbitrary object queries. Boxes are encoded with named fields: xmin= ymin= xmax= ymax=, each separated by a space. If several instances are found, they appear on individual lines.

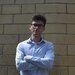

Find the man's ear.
xmin=43 ymin=27 xmax=45 ymax=32
xmin=29 ymin=25 xmax=31 ymax=30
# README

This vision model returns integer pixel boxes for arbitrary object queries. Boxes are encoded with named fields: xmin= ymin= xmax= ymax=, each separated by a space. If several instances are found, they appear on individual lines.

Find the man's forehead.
xmin=32 ymin=21 xmax=44 ymax=24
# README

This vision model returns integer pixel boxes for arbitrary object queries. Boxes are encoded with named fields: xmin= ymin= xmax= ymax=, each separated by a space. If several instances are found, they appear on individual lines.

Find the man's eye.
xmin=34 ymin=24 xmax=42 ymax=26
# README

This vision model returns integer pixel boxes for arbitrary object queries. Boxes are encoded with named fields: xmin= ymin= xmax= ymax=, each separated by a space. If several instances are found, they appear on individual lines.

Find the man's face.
xmin=29 ymin=21 xmax=45 ymax=37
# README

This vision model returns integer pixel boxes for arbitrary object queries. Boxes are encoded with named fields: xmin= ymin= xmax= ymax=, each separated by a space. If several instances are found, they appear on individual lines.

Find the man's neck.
xmin=30 ymin=35 xmax=42 ymax=43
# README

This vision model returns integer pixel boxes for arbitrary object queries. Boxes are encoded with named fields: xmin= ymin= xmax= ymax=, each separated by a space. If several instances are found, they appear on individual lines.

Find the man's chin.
xmin=33 ymin=34 xmax=39 ymax=36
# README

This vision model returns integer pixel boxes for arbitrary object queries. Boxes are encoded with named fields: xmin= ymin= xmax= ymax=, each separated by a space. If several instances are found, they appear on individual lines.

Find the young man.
xmin=15 ymin=14 xmax=54 ymax=75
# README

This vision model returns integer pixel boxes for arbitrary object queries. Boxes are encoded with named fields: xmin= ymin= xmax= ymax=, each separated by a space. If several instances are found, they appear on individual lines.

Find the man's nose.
xmin=35 ymin=26 xmax=39 ymax=29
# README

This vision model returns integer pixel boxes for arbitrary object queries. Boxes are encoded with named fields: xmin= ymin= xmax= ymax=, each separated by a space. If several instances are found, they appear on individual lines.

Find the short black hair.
xmin=32 ymin=14 xmax=46 ymax=27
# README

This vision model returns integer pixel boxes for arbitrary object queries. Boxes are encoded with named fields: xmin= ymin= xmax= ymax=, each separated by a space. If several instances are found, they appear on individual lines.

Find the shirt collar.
xmin=27 ymin=38 xmax=45 ymax=44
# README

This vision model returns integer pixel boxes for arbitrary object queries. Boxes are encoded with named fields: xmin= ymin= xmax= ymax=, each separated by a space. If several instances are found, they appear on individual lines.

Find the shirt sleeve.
xmin=15 ymin=43 xmax=37 ymax=71
xmin=25 ymin=43 xmax=55 ymax=69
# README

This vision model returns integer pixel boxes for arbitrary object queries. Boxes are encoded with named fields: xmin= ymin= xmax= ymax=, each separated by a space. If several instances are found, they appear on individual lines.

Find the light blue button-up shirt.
xmin=15 ymin=38 xmax=54 ymax=75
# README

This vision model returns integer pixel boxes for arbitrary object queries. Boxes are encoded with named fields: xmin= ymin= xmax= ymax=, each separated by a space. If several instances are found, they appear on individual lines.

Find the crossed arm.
xmin=15 ymin=43 xmax=54 ymax=71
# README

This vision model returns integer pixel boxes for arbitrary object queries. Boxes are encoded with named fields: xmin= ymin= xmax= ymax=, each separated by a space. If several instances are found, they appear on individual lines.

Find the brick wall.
xmin=0 ymin=0 xmax=75 ymax=75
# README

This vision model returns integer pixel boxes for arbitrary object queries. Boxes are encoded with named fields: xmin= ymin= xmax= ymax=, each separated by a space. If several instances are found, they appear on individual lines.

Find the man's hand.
xmin=24 ymin=55 xmax=32 ymax=61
